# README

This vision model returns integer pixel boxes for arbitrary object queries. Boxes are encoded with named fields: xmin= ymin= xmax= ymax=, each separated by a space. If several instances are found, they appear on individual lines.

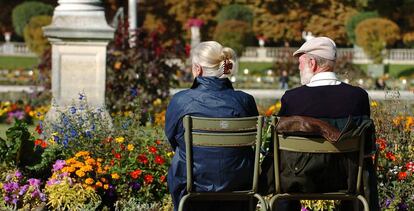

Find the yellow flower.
xmin=115 ymin=137 xmax=124 ymax=143
xmin=370 ymin=101 xmax=378 ymax=107
xmin=66 ymin=158 xmax=77 ymax=164
xmin=127 ymin=144 xmax=134 ymax=151
xmin=153 ymin=98 xmax=162 ymax=106
xmin=75 ymin=151 xmax=90 ymax=157
xmin=62 ymin=166 xmax=76 ymax=173
xmin=75 ymin=170 xmax=85 ymax=177
xmin=103 ymin=184 xmax=109 ymax=190
xmin=167 ymin=151 xmax=175 ymax=157
xmin=85 ymin=178 xmax=94 ymax=185
xmin=111 ymin=173 xmax=120 ymax=180
xmin=81 ymin=165 xmax=93 ymax=172
xmin=405 ymin=116 xmax=414 ymax=131
xmin=97 ymin=158 xmax=103 ymax=162
xmin=85 ymin=158 xmax=96 ymax=165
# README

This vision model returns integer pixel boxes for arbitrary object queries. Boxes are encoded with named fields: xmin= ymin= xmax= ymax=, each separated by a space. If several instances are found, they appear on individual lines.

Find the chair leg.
xmin=178 ymin=194 xmax=191 ymax=211
xmin=357 ymin=195 xmax=369 ymax=211
xmin=269 ymin=194 xmax=283 ymax=211
xmin=254 ymin=193 xmax=269 ymax=211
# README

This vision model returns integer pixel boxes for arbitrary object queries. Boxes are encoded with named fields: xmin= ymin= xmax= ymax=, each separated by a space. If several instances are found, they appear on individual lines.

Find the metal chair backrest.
xmin=183 ymin=115 xmax=264 ymax=193
xmin=270 ymin=116 xmax=368 ymax=211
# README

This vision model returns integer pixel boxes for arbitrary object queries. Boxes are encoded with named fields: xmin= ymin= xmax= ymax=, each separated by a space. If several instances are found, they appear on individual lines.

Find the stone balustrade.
xmin=0 ymin=42 xmax=36 ymax=57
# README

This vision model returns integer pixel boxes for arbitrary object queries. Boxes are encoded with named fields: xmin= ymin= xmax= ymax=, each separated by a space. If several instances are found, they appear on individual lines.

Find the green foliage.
xmin=213 ymin=20 xmax=254 ymax=56
xmin=11 ymin=1 xmax=53 ymax=37
xmin=23 ymin=15 xmax=51 ymax=56
xmin=0 ymin=120 xmax=40 ymax=167
xmin=45 ymin=177 xmax=101 ymax=210
xmin=345 ymin=11 xmax=379 ymax=44
xmin=216 ymin=4 xmax=253 ymax=25
xmin=355 ymin=18 xmax=400 ymax=64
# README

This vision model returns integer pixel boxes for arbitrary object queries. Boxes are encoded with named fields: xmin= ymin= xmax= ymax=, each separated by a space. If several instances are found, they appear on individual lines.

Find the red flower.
xmin=24 ymin=105 xmax=32 ymax=114
xmin=144 ymin=174 xmax=154 ymax=184
xmin=130 ymin=169 xmax=142 ymax=179
xmin=114 ymin=153 xmax=121 ymax=159
xmin=35 ymin=124 xmax=42 ymax=135
xmin=154 ymin=155 xmax=165 ymax=165
xmin=398 ymin=171 xmax=407 ymax=180
xmin=120 ymin=144 xmax=125 ymax=151
xmin=155 ymin=140 xmax=161 ymax=145
xmin=406 ymin=162 xmax=414 ymax=171
xmin=376 ymin=138 xmax=386 ymax=151
xmin=40 ymin=141 xmax=48 ymax=148
xmin=148 ymin=146 xmax=157 ymax=154
xmin=138 ymin=154 xmax=149 ymax=164
xmin=386 ymin=152 xmax=396 ymax=161
xmin=160 ymin=175 xmax=166 ymax=183
xmin=34 ymin=139 xmax=43 ymax=146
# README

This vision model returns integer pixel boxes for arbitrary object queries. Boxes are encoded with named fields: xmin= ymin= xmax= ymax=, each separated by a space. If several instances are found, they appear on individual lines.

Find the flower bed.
xmin=0 ymin=96 xmax=173 ymax=210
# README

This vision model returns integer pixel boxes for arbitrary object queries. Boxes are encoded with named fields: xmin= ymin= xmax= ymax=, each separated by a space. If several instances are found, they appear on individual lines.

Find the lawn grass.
xmin=239 ymin=61 xmax=274 ymax=75
xmin=0 ymin=56 xmax=39 ymax=69
xmin=355 ymin=64 xmax=414 ymax=78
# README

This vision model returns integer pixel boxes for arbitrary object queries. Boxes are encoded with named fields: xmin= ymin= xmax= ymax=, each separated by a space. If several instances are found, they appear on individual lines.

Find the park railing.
xmin=241 ymin=47 xmax=414 ymax=65
xmin=0 ymin=42 xmax=36 ymax=57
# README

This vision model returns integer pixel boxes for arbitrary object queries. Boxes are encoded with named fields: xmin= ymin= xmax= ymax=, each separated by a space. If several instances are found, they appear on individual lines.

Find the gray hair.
xmin=191 ymin=41 xmax=237 ymax=78
xmin=306 ymin=53 xmax=335 ymax=70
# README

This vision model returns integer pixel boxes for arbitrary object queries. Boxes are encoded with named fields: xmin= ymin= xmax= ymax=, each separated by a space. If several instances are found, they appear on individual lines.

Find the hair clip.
xmin=223 ymin=59 xmax=233 ymax=74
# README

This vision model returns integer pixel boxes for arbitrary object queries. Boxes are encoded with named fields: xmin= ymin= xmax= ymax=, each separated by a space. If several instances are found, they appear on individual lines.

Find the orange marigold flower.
xmin=81 ymin=165 xmax=93 ymax=172
xmin=100 ymin=177 xmax=108 ymax=183
xmin=75 ymin=151 xmax=90 ymax=157
xmin=34 ymin=139 xmax=43 ymax=146
xmin=95 ymin=181 xmax=103 ymax=187
xmin=85 ymin=158 xmax=96 ymax=165
xmin=85 ymin=178 xmax=94 ymax=185
xmin=154 ymin=155 xmax=165 ymax=165
xmin=40 ymin=141 xmax=48 ymax=148
xmin=398 ymin=171 xmax=407 ymax=180
xmin=111 ymin=173 xmax=120 ymax=180
xmin=376 ymin=138 xmax=386 ymax=151
xmin=144 ymin=174 xmax=154 ymax=184
xmin=75 ymin=170 xmax=86 ymax=177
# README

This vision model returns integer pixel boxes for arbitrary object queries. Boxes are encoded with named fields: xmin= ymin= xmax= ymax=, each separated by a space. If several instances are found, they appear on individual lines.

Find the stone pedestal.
xmin=42 ymin=0 xmax=114 ymax=128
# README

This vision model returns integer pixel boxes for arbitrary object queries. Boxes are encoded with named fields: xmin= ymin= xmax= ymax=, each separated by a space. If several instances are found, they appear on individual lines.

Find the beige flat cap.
xmin=293 ymin=37 xmax=337 ymax=60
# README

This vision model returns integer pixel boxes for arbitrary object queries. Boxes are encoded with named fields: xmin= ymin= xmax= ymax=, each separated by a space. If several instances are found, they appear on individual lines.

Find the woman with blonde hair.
xmin=165 ymin=41 xmax=258 ymax=211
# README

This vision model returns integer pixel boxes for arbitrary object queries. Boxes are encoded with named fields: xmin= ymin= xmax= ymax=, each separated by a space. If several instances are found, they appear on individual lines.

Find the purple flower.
xmin=39 ymin=192 xmax=46 ymax=201
xmin=18 ymin=184 xmax=29 ymax=195
xmin=11 ymin=198 xmax=18 ymax=205
xmin=28 ymin=178 xmax=41 ymax=186
xmin=3 ymin=182 xmax=19 ymax=192
xmin=53 ymin=160 xmax=66 ymax=172
xmin=70 ymin=106 xmax=76 ymax=114
xmin=4 ymin=196 xmax=10 ymax=202
xmin=46 ymin=179 xmax=60 ymax=186
xmin=129 ymin=182 xmax=141 ymax=190
xmin=31 ymin=189 xmax=40 ymax=198
xmin=301 ymin=207 xmax=309 ymax=211
xmin=14 ymin=170 xmax=22 ymax=179
xmin=385 ymin=198 xmax=392 ymax=208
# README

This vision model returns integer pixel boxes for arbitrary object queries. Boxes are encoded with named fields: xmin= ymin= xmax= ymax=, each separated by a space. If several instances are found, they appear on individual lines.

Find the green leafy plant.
xmin=0 ymin=120 xmax=40 ymax=168
xmin=11 ymin=1 xmax=53 ymax=37
xmin=45 ymin=176 xmax=101 ymax=210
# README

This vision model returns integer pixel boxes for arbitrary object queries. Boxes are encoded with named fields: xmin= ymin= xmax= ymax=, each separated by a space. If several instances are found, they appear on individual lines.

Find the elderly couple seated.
xmin=165 ymin=39 xmax=379 ymax=211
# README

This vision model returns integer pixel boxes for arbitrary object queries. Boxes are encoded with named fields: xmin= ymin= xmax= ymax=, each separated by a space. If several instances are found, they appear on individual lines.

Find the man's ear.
xmin=309 ymin=58 xmax=317 ymax=72
xmin=192 ymin=64 xmax=203 ymax=78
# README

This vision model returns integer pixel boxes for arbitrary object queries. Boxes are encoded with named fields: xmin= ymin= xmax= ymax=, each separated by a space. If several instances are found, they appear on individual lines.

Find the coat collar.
xmin=190 ymin=76 xmax=234 ymax=91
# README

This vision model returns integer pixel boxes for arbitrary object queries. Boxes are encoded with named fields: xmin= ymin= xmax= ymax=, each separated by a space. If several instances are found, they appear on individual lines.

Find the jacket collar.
xmin=191 ymin=76 xmax=234 ymax=91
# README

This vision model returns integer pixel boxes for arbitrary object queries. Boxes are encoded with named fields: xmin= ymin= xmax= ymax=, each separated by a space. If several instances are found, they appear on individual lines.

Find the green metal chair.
xmin=178 ymin=115 xmax=268 ymax=211
xmin=269 ymin=116 xmax=369 ymax=211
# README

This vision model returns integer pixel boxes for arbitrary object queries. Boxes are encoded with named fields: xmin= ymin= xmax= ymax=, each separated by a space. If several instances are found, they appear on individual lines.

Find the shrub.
xmin=23 ymin=15 xmax=52 ymax=56
xmin=345 ymin=11 xmax=379 ymax=44
xmin=213 ymin=20 xmax=255 ymax=56
xmin=402 ymin=32 xmax=414 ymax=48
xmin=355 ymin=18 xmax=400 ymax=64
xmin=106 ymin=19 xmax=181 ymax=124
xmin=11 ymin=2 xmax=53 ymax=37
xmin=216 ymin=4 xmax=253 ymax=25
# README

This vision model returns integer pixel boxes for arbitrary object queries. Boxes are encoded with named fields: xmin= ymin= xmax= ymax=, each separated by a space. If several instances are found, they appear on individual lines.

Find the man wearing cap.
xmin=259 ymin=37 xmax=379 ymax=210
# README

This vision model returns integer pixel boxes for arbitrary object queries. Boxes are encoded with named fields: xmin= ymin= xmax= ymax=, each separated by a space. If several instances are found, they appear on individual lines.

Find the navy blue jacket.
xmin=165 ymin=77 xmax=258 ymax=211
